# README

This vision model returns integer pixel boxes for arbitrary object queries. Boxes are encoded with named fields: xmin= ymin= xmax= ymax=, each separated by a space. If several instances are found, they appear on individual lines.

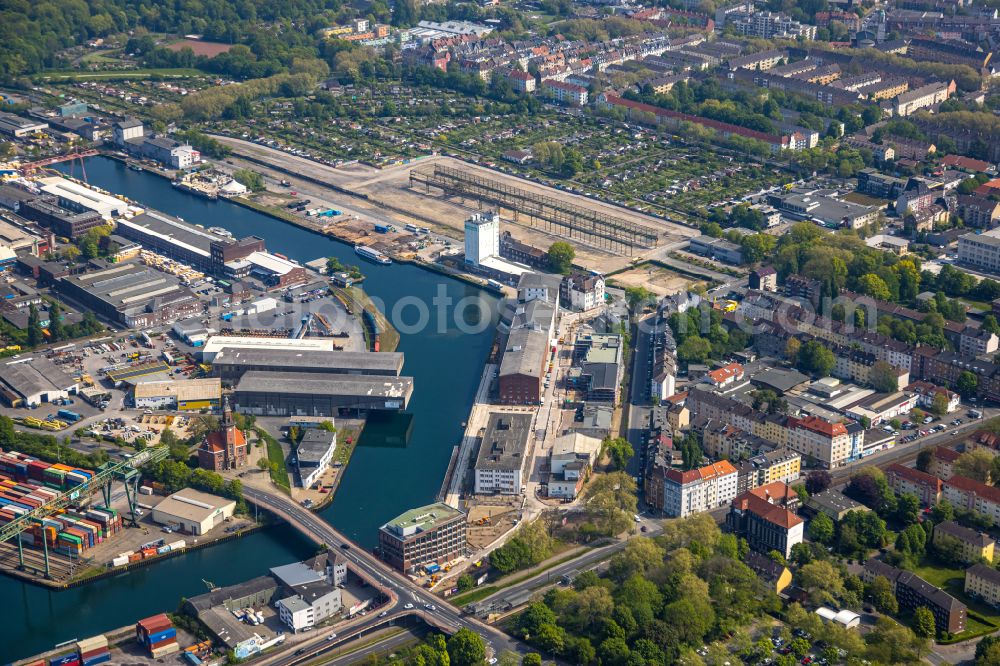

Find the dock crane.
xmin=0 ymin=445 xmax=170 ymax=578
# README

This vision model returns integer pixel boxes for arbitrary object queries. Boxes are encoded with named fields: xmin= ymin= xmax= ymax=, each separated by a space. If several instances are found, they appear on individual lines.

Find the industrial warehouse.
xmin=132 ymin=378 xmax=222 ymax=411
xmin=210 ymin=348 xmax=404 ymax=383
xmin=116 ymin=209 xmax=307 ymax=288
xmin=57 ymin=259 xmax=201 ymax=328
xmin=233 ymin=371 xmax=413 ymax=416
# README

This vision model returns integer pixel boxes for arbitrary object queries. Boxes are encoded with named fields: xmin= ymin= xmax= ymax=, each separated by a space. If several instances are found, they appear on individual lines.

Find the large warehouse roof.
xmin=235 ymin=370 xmax=413 ymax=400
xmin=212 ymin=348 xmax=404 ymax=375
xmin=133 ymin=378 xmax=222 ymax=402
xmin=37 ymin=177 xmax=126 ymax=219
xmin=0 ymin=357 xmax=77 ymax=400
xmin=201 ymin=335 xmax=337 ymax=360
xmin=118 ymin=210 xmax=222 ymax=258
xmin=61 ymin=261 xmax=193 ymax=312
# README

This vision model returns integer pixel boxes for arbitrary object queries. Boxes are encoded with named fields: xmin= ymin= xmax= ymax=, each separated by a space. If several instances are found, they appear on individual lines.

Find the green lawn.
xmin=41 ymin=68 xmax=206 ymax=81
xmin=913 ymin=559 xmax=1000 ymax=628
xmin=256 ymin=428 xmax=291 ymax=492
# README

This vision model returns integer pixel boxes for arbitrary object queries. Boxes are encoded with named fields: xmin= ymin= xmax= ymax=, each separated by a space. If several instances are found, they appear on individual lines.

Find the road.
xmin=242 ymin=487 xmax=528 ymax=664
xmin=468 ymin=515 xmax=662 ymax=617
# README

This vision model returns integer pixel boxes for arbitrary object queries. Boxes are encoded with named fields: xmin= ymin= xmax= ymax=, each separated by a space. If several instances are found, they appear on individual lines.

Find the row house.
xmin=864 ymin=560 xmax=967 ymax=635
xmin=943 ymin=475 xmax=1000 ymax=526
xmin=886 ymin=463 xmax=943 ymax=506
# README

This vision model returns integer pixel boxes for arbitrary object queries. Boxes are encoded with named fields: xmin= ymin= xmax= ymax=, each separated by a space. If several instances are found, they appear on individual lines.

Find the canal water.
xmin=0 ymin=157 xmax=495 ymax=661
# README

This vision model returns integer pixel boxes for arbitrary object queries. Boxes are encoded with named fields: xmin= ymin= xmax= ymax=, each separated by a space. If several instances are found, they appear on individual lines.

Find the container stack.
xmin=76 ymin=635 xmax=110 ymax=666
xmin=47 ymin=653 xmax=80 ymax=666
xmin=0 ymin=450 xmax=94 ymax=491
xmin=136 ymin=614 xmax=179 ymax=658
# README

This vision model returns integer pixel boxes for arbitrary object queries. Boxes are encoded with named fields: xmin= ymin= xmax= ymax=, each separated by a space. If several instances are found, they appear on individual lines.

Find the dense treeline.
xmin=0 ymin=0 xmax=347 ymax=80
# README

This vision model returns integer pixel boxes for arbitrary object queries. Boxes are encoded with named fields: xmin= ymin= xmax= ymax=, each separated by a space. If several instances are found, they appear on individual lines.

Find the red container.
xmin=80 ymin=647 xmax=109 ymax=660
xmin=148 ymin=636 xmax=177 ymax=651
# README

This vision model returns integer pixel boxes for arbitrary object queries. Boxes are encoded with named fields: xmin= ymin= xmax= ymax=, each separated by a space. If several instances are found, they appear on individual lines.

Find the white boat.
xmin=355 ymin=245 xmax=391 ymax=265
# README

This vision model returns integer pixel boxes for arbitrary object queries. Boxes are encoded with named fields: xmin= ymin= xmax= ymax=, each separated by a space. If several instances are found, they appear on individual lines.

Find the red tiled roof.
xmin=666 ymin=459 xmax=738 ymax=485
xmin=544 ymin=79 xmax=587 ymax=93
xmin=205 ymin=425 xmax=247 ymax=453
xmin=934 ymin=446 xmax=962 ymax=463
xmin=970 ymin=430 xmax=1000 ymax=450
xmin=733 ymin=485 xmax=803 ymax=529
xmin=946 ymin=474 xmax=1000 ymax=506
xmin=795 ymin=415 xmax=847 ymax=437
xmin=887 ymin=463 xmax=942 ymax=491
xmin=941 ymin=154 xmax=993 ymax=172
xmin=706 ymin=362 xmax=744 ymax=385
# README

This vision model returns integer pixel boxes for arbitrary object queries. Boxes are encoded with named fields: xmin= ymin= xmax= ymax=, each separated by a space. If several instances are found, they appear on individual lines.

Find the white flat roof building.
xmin=37 ymin=177 xmax=127 ymax=219
xmin=200 ymin=335 xmax=338 ymax=362
xmin=151 ymin=488 xmax=236 ymax=536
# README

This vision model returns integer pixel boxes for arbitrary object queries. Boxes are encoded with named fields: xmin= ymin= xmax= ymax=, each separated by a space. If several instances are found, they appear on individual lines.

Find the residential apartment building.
xmin=787 ymin=416 xmax=857 ymax=469
xmin=507 ymin=69 xmax=536 ymax=93
xmin=727 ymin=481 xmax=803 ymax=559
xmin=377 ymin=502 xmax=467 ymax=573
xmin=542 ymin=79 xmax=589 ymax=107
xmin=930 ymin=446 xmax=961 ymax=481
xmin=934 ymin=520 xmax=995 ymax=564
xmin=965 ymin=564 xmax=1000 ymax=607
xmin=473 ymin=413 xmax=531 ymax=495
xmin=662 ymin=460 xmax=739 ymax=518
xmin=560 ymin=272 xmax=605 ymax=311
xmin=957 ymin=194 xmax=1000 ymax=229
xmin=944 ymin=475 xmax=1000 ymax=526
xmin=894 ymin=80 xmax=955 ymax=116
xmin=886 ymin=463 xmax=943 ymax=506
xmin=863 ymin=560 xmax=967 ymax=635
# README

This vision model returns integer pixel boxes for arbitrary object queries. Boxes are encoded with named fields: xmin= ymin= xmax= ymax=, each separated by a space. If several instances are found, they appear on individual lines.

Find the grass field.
xmin=41 ymin=68 xmax=206 ymax=81
xmin=913 ymin=559 xmax=1000 ymax=633
xmin=256 ymin=428 xmax=291 ymax=492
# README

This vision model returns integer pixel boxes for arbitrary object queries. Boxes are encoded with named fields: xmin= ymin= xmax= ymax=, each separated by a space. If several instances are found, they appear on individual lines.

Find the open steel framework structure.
xmin=410 ymin=164 xmax=661 ymax=255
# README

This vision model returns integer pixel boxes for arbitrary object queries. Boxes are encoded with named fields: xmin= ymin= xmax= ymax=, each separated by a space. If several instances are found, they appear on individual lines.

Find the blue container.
xmin=50 ymin=654 xmax=80 ymax=666
xmin=146 ymin=628 xmax=177 ymax=645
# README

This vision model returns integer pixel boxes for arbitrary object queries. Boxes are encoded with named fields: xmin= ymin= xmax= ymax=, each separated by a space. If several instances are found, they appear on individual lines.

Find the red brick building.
xmin=197 ymin=398 xmax=248 ymax=472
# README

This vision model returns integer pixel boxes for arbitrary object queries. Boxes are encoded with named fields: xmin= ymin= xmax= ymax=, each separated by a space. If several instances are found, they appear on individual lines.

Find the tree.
xmin=784 ymin=337 xmax=801 ymax=362
xmin=521 ymin=654 xmax=543 ymax=666
xmin=797 ymin=560 xmax=845 ymax=606
xmin=581 ymin=472 xmax=637 ymax=535
xmin=808 ymin=512 xmax=835 ymax=544
xmin=26 ymin=304 xmax=42 ymax=347
xmin=624 ymin=286 xmax=654 ymax=312
xmin=457 ymin=574 xmax=474 ymax=592
xmin=870 ymin=360 xmax=901 ymax=393
xmin=912 ymin=606 xmax=937 ymax=638
xmin=805 ymin=470 xmax=832 ymax=495
xmin=954 ymin=449 xmax=995 ymax=484
xmin=232 ymin=168 xmax=265 ymax=192
xmin=957 ymin=370 xmax=979 ymax=398
xmin=677 ymin=335 xmax=712 ymax=363
xmin=608 ymin=537 xmax=664 ymax=582
xmin=447 ymin=627 xmax=486 ymax=666
xmin=603 ymin=437 xmax=634 ymax=471
xmin=547 ymin=241 xmax=575 ymax=274
xmin=930 ymin=393 xmax=950 ymax=418
xmin=868 ymin=575 xmax=899 ymax=615
xmin=796 ymin=339 xmax=835 ymax=376
xmin=858 ymin=273 xmax=892 ymax=301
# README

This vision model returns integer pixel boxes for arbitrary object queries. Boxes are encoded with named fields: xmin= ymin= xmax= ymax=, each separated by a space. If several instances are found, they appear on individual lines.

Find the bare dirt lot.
xmin=165 ymin=39 xmax=233 ymax=57
xmin=348 ymin=156 xmax=697 ymax=272
xmin=608 ymin=263 xmax=706 ymax=297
